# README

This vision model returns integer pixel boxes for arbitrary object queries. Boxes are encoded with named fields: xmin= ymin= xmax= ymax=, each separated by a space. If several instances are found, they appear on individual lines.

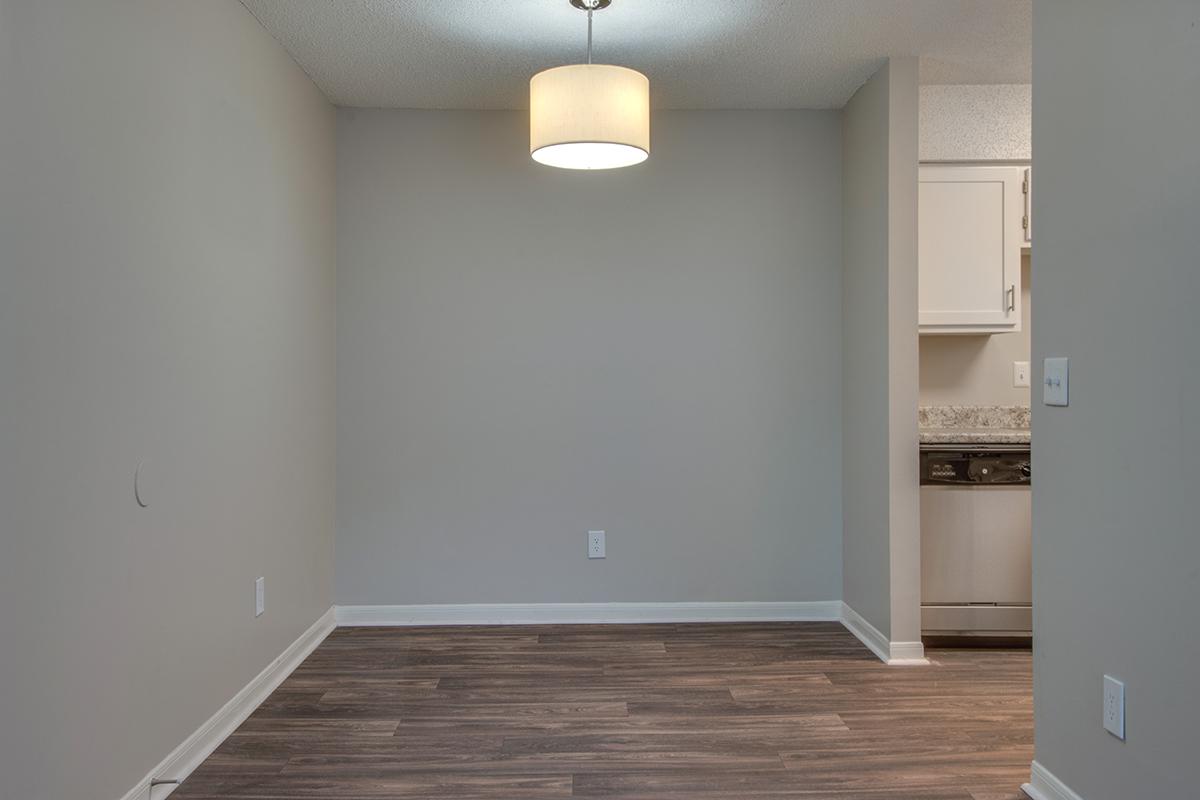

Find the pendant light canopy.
xmin=530 ymin=0 xmax=649 ymax=170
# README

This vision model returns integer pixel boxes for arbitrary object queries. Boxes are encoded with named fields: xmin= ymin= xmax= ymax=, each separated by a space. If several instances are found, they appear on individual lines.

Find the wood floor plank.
xmin=172 ymin=623 xmax=1033 ymax=800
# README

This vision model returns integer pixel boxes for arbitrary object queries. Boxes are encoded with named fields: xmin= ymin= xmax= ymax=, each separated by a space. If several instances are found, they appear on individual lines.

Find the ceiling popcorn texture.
xmin=240 ymin=0 xmax=1031 ymax=109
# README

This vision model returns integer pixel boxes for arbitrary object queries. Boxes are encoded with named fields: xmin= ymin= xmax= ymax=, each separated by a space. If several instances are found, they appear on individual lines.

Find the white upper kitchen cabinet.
xmin=919 ymin=165 xmax=1024 ymax=334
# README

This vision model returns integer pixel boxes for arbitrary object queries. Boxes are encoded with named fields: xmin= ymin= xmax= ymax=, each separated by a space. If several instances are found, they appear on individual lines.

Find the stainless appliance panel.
xmin=920 ymin=446 xmax=1032 ymax=637
xmin=922 ymin=604 xmax=1032 ymax=635
xmin=920 ymin=485 xmax=1032 ymax=605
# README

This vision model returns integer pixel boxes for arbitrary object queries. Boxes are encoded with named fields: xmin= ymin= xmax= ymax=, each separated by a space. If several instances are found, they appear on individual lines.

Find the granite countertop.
xmin=919 ymin=405 xmax=1031 ymax=445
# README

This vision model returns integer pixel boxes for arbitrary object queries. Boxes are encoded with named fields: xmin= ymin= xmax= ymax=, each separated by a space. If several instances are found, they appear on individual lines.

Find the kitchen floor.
xmin=173 ymin=623 xmax=1032 ymax=799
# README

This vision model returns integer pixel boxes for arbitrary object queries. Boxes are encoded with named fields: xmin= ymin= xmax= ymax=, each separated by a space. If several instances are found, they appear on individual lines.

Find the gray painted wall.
xmin=1030 ymin=1 xmax=1199 ymax=797
xmin=885 ymin=60 xmax=921 ymax=647
xmin=335 ymin=109 xmax=843 ymax=605
xmin=842 ymin=67 xmax=893 ymax=633
xmin=841 ymin=59 xmax=921 ymax=643
xmin=0 ymin=3 xmax=336 ymax=799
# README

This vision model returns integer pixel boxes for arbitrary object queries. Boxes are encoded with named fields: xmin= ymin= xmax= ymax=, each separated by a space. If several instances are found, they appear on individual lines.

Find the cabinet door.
xmin=919 ymin=166 xmax=1023 ymax=334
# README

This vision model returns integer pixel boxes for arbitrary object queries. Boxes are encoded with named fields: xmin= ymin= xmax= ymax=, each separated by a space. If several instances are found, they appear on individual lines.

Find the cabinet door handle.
xmin=1006 ymin=285 xmax=1016 ymax=312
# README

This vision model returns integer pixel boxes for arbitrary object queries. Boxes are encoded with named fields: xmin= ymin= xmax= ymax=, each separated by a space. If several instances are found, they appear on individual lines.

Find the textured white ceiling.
xmin=240 ymin=0 xmax=1030 ymax=110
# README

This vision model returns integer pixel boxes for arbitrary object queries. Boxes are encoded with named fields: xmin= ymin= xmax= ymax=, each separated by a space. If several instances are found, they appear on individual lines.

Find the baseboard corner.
xmin=839 ymin=602 xmax=928 ymax=665
xmin=886 ymin=640 xmax=928 ymax=665
xmin=1021 ymin=760 xmax=1086 ymax=800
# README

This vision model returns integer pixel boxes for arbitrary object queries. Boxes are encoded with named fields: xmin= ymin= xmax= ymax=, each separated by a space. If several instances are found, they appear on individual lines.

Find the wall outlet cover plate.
xmin=255 ymin=576 xmax=265 ymax=617
xmin=1043 ymin=357 xmax=1069 ymax=406
xmin=1103 ymin=674 xmax=1125 ymax=739
xmin=587 ymin=530 xmax=606 ymax=559
xmin=1014 ymin=361 xmax=1031 ymax=388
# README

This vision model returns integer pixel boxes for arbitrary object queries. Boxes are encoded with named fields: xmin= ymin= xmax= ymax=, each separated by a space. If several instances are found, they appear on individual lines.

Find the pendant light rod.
xmin=570 ymin=0 xmax=610 ymax=64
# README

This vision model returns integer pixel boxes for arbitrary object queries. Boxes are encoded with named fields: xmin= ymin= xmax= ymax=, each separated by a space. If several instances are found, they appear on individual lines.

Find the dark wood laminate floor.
xmin=174 ymin=623 xmax=1033 ymax=799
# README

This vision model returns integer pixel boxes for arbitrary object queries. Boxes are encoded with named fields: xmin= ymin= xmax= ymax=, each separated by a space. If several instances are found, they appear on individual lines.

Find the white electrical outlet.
xmin=254 ymin=576 xmax=265 ymax=617
xmin=1103 ymin=674 xmax=1125 ymax=739
xmin=1014 ymin=361 xmax=1031 ymax=388
xmin=587 ymin=530 xmax=606 ymax=559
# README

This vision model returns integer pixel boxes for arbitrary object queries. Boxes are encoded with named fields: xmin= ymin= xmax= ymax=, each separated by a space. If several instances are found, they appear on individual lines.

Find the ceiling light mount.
xmin=568 ymin=0 xmax=611 ymax=11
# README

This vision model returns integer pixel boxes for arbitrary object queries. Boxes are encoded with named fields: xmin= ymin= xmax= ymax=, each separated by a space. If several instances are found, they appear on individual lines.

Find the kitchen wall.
xmin=0 ymin=3 xmax=336 ymax=799
xmin=918 ymin=83 xmax=1032 ymax=408
xmin=841 ymin=58 xmax=921 ymax=647
xmin=335 ymin=109 xmax=843 ymax=605
xmin=1028 ymin=1 xmax=1199 ymax=797
xmin=919 ymin=256 xmax=1031 ymax=406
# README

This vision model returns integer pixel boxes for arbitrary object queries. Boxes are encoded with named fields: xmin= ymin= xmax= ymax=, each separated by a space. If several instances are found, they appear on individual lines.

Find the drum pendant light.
xmin=530 ymin=0 xmax=649 ymax=170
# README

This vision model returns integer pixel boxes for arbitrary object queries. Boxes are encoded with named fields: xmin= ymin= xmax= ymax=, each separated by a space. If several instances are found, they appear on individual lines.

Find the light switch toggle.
xmin=1043 ymin=357 xmax=1069 ymax=406
xmin=1014 ymin=361 xmax=1031 ymax=388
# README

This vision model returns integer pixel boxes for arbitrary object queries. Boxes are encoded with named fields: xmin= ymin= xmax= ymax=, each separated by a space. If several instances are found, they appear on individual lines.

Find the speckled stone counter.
xmin=919 ymin=405 xmax=1031 ymax=446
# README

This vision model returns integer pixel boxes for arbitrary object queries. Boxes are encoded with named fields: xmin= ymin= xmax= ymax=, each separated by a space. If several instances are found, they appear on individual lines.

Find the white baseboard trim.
xmin=839 ymin=602 xmax=891 ymax=662
xmin=839 ymin=602 xmax=928 ymax=665
xmin=118 ymin=607 xmax=336 ymax=800
xmin=1022 ymin=760 xmax=1085 ymax=800
xmin=334 ymin=601 xmax=843 ymax=627
xmin=886 ymin=640 xmax=929 ymax=665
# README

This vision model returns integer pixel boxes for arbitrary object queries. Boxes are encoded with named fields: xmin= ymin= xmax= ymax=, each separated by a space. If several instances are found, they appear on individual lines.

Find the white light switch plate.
xmin=1043 ymin=357 xmax=1069 ymax=406
xmin=1104 ymin=674 xmax=1125 ymax=739
xmin=1014 ymin=361 xmax=1031 ymax=388
xmin=255 ymin=576 xmax=265 ymax=617
xmin=588 ymin=530 xmax=606 ymax=559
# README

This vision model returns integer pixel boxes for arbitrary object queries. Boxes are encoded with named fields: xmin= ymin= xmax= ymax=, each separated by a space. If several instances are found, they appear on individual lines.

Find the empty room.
xmin=2 ymin=2 xmax=1197 ymax=799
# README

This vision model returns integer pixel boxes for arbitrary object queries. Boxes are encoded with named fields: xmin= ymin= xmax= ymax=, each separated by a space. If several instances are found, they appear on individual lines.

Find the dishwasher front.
xmin=920 ymin=445 xmax=1032 ymax=639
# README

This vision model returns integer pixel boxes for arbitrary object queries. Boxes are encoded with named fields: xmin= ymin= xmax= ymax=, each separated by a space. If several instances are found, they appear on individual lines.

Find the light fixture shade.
xmin=530 ymin=64 xmax=649 ymax=170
